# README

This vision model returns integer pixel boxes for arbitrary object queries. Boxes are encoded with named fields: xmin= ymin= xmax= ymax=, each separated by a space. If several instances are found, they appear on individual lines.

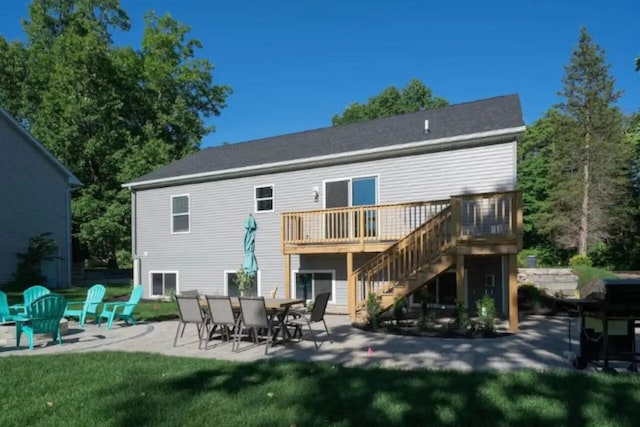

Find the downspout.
xmin=66 ymin=187 xmax=71 ymax=288
xmin=67 ymin=185 xmax=82 ymax=287
xmin=131 ymin=190 xmax=140 ymax=287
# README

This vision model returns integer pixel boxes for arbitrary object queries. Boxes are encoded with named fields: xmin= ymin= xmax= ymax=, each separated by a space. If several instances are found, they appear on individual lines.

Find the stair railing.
xmin=351 ymin=205 xmax=454 ymax=312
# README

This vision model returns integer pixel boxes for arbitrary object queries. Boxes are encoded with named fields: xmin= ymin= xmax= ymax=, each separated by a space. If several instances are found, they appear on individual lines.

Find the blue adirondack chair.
xmin=11 ymin=285 xmax=51 ymax=315
xmin=98 ymin=285 xmax=143 ymax=330
xmin=64 ymin=284 xmax=107 ymax=326
xmin=1 ymin=291 xmax=15 ymax=322
xmin=15 ymin=294 xmax=67 ymax=350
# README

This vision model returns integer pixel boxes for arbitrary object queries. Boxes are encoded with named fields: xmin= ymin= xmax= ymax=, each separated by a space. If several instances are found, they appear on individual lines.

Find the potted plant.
xmin=236 ymin=267 xmax=255 ymax=296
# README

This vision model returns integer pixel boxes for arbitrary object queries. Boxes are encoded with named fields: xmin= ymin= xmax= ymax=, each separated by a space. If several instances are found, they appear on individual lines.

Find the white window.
xmin=150 ymin=271 xmax=178 ymax=297
xmin=224 ymin=270 xmax=261 ymax=297
xmin=171 ymin=195 xmax=190 ymax=233
xmin=293 ymin=271 xmax=335 ymax=304
xmin=255 ymin=185 xmax=274 ymax=212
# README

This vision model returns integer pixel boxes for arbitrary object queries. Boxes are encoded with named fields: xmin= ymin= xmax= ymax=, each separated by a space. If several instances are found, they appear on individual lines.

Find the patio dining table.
xmin=200 ymin=297 xmax=304 ymax=344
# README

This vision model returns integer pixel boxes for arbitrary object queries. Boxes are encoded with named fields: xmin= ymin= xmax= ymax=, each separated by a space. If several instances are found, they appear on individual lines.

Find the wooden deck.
xmin=282 ymin=192 xmax=521 ymax=254
xmin=280 ymin=191 xmax=523 ymax=331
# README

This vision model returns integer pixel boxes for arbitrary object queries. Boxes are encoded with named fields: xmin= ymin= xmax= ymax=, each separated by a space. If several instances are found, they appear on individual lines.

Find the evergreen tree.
xmin=543 ymin=27 xmax=631 ymax=256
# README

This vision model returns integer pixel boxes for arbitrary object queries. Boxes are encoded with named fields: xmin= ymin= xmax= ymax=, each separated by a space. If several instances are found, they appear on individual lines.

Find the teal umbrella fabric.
xmin=243 ymin=214 xmax=258 ymax=277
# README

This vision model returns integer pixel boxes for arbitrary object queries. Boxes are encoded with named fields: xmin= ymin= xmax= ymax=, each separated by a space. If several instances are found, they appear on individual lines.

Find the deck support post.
xmin=347 ymin=252 xmax=355 ymax=322
xmin=456 ymin=253 xmax=465 ymax=307
xmin=284 ymin=254 xmax=291 ymax=299
xmin=508 ymin=253 xmax=519 ymax=332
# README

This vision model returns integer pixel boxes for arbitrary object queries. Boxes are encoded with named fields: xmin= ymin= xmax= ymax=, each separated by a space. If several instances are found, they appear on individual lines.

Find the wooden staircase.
xmin=351 ymin=205 xmax=455 ymax=321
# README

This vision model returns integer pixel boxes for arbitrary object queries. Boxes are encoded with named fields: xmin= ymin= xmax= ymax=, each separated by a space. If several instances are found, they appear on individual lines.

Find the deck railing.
xmin=455 ymin=191 xmax=521 ymax=240
xmin=281 ymin=200 xmax=450 ymax=249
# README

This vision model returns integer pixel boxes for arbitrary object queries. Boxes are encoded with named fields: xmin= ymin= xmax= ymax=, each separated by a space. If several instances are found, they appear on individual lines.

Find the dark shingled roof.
xmin=129 ymin=94 xmax=523 ymax=185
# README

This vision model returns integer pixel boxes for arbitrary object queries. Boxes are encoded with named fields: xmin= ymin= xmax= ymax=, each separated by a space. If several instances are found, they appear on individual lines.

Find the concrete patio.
xmin=0 ymin=314 xmax=589 ymax=372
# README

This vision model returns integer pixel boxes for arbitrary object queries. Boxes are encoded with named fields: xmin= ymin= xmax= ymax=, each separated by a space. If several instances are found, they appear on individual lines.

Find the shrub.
xmin=588 ymin=242 xmax=615 ymax=270
xmin=476 ymin=294 xmax=496 ymax=333
xmin=235 ymin=267 xmax=256 ymax=294
xmin=517 ymin=246 xmax=573 ymax=267
xmin=452 ymin=302 xmax=470 ymax=331
xmin=365 ymin=293 xmax=382 ymax=329
xmin=392 ymin=296 xmax=407 ymax=322
xmin=13 ymin=232 xmax=59 ymax=285
xmin=569 ymin=254 xmax=592 ymax=267
xmin=518 ymin=284 xmax=547 ymax=312
xmin=116 ymin=250 xmax=133 ymax=269
xmin=517 ymin=249 xmax=539 ymax=268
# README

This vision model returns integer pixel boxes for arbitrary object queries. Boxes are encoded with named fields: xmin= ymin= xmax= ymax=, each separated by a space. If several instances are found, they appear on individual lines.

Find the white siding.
xmin=134 ymin=140 xmax=517 ymax=301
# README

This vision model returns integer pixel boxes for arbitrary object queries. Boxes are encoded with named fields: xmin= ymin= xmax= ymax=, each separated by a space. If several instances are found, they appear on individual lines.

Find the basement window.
xmin=150 ymin=271 xmax=178 ymax=297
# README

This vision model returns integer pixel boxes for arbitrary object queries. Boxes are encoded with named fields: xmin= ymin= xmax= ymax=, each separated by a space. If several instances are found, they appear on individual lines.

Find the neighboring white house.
xmin=124 ymin=94 xmax=525 ymax=329
xmin=0 ymin=107 xmax=81 ymax=288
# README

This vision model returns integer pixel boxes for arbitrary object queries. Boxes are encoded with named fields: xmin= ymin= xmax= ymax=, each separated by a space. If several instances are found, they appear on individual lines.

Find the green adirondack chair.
xmin=98 ymin=285 xmax=143 ymax=330
xmin=64 ymin=284 xmax=107 ymax=326
xmin=1 ymin=291 xmax=15 ymax=322
xmin=10 ymin=285 xmax=50 ymax=315
xmin=15 ymin=294 xmax=67 ymax=350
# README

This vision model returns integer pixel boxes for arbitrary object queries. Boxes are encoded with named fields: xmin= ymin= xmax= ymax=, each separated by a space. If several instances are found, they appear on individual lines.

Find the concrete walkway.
xmin=0 ymin=314 xmax=582 ymax=371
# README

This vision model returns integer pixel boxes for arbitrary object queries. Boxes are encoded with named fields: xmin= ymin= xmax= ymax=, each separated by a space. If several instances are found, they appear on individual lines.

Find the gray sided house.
xmin=0 ymin=107 xmax=81 ymax=288
xmin=125 ymin=94 xmax=526 ymax=330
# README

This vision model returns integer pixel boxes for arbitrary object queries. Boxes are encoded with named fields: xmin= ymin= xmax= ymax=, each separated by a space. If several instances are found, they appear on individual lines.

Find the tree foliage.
xmin=332 ymin=78 xmax=447 ymax=126
xmin=0 ymin=0 xmax=231 ymax=267
xmin=594 ymin=112 xmax=640 ymax=269
xmin=539 ymin=27 xmax=632 ymax=256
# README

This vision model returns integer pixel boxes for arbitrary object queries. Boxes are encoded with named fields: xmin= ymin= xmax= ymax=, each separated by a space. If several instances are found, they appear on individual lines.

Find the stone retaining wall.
xmin=518 ymin=268 xmax=578 ymax=296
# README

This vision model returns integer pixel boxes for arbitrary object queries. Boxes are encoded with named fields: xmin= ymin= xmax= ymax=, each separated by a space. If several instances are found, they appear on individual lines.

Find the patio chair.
xmin=64 ymin=284 xmax=106 ymax=326
xmin=10 ymin=285 xmax=50 ymax=315
xmin=286 ymin=292 xmax=332 ymax=349
xmin=97 ymin=284 xmax=143 ymax=330
xmin=174 ymin=294 xmax=210 ymax=348
xmin=15 ymin=294 xmax=67 ymax=350
xmin=235 ymin=296 xmax=280 ymax=354
xmin=1 ymin=291 xmax=15 ymax=322
xmin=205 ymin=295 xmax=239 ymax=348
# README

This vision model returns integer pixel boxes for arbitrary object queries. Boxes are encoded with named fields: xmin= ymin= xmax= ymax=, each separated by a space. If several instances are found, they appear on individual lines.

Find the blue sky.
xmin=0 ymin=0 xmax=638 ymax=148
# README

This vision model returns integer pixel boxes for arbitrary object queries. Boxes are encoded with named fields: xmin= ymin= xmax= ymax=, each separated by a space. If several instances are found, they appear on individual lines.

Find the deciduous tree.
xmin=0 ymin=0 xmax=231 ymax=267
xmin=332 ymin=78 xmax=447 ymax=125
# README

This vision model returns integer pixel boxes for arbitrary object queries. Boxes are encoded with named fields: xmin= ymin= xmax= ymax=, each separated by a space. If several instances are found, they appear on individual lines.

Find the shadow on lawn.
xmin=94 ymin=315 xmax=640 ymax=426
xmin=94 ymin=353 xmax=640 ymax=427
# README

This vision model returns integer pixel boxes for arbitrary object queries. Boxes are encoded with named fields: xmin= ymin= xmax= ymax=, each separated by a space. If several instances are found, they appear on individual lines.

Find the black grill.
xmin=569 ymin=279 xmax=640 ymax=371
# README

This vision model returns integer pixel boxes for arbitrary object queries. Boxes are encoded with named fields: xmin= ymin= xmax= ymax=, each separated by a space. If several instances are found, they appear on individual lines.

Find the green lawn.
xmin=1 ymin=352 xmax=640 ymax=426
xmin=4 ymin=284 xmax=179 ymax=322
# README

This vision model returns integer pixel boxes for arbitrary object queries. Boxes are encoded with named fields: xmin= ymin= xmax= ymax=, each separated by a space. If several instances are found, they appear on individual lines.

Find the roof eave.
xmin=1 ymin=108 xmax=83 ymax=187
xmin=123 ymin=125 xmax=526 ymax=191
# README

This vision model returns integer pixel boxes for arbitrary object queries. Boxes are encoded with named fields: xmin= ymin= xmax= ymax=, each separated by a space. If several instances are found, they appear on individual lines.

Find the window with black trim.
xmin=255 ymin=185 xmax=274 ymax=212
xmin=172 ymin=195 xmax=190 ymax=233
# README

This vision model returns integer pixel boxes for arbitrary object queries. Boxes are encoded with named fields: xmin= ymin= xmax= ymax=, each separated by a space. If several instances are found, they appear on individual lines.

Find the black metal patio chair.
xmin=286 ymin=292 xmax=332 ymax=349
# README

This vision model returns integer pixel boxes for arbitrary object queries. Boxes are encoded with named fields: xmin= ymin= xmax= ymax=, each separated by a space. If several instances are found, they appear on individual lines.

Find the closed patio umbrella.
xmin=243 ymin=214 xmax=258 ymax=279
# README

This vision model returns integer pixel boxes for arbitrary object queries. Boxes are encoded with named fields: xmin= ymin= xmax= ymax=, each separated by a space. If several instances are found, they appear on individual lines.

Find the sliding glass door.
xmin=324 ymin=176 xmax=377 ymax=239
xmin=294 ymin=271 xmax=334 ymax=303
